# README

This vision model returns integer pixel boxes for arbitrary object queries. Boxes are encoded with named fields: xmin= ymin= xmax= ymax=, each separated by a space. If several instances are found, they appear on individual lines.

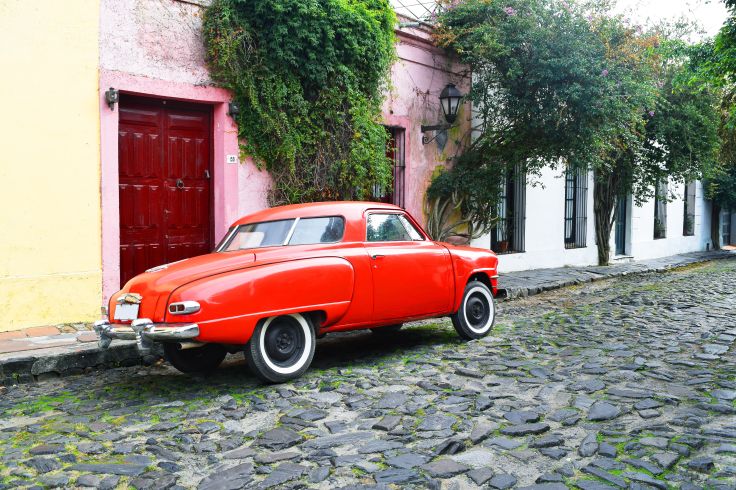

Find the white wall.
xmin=628 ymin=180 xmax=707 ymax=261
xmin=471 ymin=167 xmax=599 ymax=272
xmin=473 ymin=175 xmax=712 ymax=273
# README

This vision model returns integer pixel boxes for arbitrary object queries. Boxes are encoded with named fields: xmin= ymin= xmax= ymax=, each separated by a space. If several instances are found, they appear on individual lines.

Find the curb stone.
xmin=1 ymin=250 xmax=733 ymax=386
xmin=0 ymin=341 xmax=159 ymax=386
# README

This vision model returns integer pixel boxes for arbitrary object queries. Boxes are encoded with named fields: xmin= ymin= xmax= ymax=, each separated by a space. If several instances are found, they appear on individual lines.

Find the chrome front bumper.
xmin=94 ymin=319 xmax=200 ymax=352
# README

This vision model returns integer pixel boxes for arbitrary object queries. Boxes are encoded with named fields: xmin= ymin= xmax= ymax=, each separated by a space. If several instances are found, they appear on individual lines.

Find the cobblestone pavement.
xmin=1 ymin=260 xmax=735 ymax=490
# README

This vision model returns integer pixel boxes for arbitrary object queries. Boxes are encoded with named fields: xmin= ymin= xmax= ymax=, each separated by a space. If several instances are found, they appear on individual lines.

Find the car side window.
xmin=397 ymin=215 xmax=424 ymax=241
xmin=367 ymin=213 xmax=422 ymax=242
xmin=288 ymin=216 xmax=345 ymax=245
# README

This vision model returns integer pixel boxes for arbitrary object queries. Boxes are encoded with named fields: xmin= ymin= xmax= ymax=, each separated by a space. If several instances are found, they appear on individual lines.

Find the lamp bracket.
xmin=420 ymin=123 xmax=453 ymax=145
xmin=105 ymin=87 xmax=119 ymax=111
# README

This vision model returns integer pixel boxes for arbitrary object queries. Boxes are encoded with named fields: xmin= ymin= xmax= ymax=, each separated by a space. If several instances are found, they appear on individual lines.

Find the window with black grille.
xmin=564 ymin=167 xmax=588 ymax=249
xmin=373 ymin=127 xmax=406 ymax=208
xmin=654 ymin=180 xmax=668 ymax=239
xmin=491 ymin=166 xmax=526 ymax=254
xmin=683 ymin=181 xmax=696 ymax=236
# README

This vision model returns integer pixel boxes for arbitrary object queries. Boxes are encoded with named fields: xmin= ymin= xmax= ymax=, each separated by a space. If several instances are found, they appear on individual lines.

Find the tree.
xmin=695 ymin=0 xmax=736 ymax=246
xmin=431 ymin=0 xmax=719 ymax=264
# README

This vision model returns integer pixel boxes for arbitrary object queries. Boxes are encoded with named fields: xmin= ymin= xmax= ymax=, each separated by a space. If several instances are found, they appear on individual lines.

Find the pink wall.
xmin=98 ymin=0 xmax=271 ymax=303
xmin=383 ymin=22 xmax=471 ymax=224
xmin=97 ymin=2 xmax=467 ymax=304
xmin=98 ymin=70 xmax=251 ymax=302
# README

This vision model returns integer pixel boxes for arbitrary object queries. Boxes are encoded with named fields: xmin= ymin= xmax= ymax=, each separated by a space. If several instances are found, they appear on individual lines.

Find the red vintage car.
xmin=95 ymin=202 xmax=499 ymax=382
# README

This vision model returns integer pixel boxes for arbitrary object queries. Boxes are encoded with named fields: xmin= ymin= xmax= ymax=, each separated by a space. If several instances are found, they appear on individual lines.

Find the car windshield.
xmin=218 ymin=216 xmax=345 ymax=252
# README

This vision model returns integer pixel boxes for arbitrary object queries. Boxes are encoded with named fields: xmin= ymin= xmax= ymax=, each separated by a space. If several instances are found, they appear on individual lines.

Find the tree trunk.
xmin=593 ymin=170 xmax=619 ymax=266
xmin=711 ymin=203 xmax=721 ymax=249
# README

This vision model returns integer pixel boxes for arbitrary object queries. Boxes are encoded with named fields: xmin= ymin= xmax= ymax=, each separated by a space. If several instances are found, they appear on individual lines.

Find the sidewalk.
xmin=1 ymin=249 xmax=734 ymax=385
xmin=498 ymin=249 xmax=736 ymax=299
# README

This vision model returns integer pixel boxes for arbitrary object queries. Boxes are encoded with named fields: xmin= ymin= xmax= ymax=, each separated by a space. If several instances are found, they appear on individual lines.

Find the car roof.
xmin=231 ymin=201 xmax=404 ymax=227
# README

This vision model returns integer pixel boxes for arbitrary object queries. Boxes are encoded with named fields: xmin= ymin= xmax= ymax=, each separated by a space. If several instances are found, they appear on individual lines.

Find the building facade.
xmin=1 ymin=0 xmax=729 ymax=331
xmin=0 ymin=0 xmax=468 ymax=332
xmin=471 ymin=167 xmax=718 ymax=273
xmin=0 ymin=0 xmax=102 ymax=331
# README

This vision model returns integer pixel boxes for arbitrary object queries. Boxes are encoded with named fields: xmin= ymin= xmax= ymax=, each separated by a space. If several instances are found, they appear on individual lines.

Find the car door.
xmin=364 ymin=212 xmax=454 ymax=322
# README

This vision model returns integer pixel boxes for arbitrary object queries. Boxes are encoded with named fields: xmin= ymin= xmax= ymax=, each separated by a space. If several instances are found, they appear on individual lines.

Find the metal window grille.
xmin=654 ymin=180 xmax=667 ymax=239
xmin=373 ymin=127 xmax=405 ymax=208
xmin=564 ymin=168 xmax=588 ymax=249
xmin=491 ymin=165 xmax=526 ymax=254
xmin=721 ymin=210 xmax=732 ymax=246
xmin=683 ymin=182 xmax=696 ymax=236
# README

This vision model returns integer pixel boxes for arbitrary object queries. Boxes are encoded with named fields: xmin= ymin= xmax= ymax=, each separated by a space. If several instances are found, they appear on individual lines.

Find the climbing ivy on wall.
xmin=203 ymin=0 xmax=396 ymax=204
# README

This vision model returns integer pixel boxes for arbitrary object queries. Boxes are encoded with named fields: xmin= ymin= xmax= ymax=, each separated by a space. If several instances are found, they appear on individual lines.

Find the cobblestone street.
xmin=1 ymin=259 xmax=735 ymax=490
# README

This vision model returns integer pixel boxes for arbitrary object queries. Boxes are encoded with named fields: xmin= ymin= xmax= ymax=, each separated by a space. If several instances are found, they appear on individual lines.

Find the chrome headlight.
xmin=168 ymin=301 xmax=201 ymax=315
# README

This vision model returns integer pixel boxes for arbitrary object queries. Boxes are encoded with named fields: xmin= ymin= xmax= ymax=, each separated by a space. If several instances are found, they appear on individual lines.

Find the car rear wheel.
xmin=245 ymin=313 xmax=316 ymax=383
xmin=451 ymin=281 xmax=495 ymax=340
xmin=370 ymin=324 xmax=403 ymax=334
xmin=163 ymin=343 xmax=227 ymax=373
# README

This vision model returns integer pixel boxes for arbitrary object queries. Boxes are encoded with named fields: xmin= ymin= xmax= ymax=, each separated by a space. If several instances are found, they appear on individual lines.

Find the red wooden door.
xmin=118 ymin=95 xmax=212 ymax=287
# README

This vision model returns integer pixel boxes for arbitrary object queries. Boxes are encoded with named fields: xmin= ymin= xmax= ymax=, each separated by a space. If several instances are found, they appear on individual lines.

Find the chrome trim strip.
xmin=215 ymin=226 xmax=239 ymax=252
xmin=282 ymin=217 xmax=300 ymax=245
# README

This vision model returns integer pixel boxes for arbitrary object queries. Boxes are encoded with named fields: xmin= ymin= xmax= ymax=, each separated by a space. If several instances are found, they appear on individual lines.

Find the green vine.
xmin=203 ymin=0 xmax=397 ymax=204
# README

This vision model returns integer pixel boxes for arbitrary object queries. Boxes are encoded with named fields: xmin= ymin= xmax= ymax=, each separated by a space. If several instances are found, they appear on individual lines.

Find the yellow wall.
xmin=0 ymin=0 xmax=101 ymax=331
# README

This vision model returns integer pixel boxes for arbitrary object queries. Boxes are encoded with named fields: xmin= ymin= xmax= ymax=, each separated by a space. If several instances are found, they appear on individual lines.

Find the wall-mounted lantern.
xmin=228 ymin=102 xmax=240 ymax=118
xmin=421 ymin=83 xmax=464 ymax=145
xmin=105 ymin=87 xmax=119 ymax=111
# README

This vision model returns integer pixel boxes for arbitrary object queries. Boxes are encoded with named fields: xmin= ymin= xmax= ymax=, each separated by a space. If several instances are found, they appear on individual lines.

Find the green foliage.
xmin=429 ymin=0 xmax=720 ymax=261
xmin=435 ymin=0 xmax=618 ymax=172
xmin=427 ymin=149 xmax=505 ymax=239
xmin=641 ymin=40 xmax=720 ymax=200
xmin=692 ymin=1 xmax=736 ymax=211
xmin=203 ymin=0 xmax=396 ymax=204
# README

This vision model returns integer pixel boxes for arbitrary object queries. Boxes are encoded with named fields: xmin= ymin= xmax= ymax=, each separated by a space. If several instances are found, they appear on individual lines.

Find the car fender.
xmin=166 ymin=257 xmax=355 ymax=344
xmin=442 ymin=244 xmax=499 ymax=312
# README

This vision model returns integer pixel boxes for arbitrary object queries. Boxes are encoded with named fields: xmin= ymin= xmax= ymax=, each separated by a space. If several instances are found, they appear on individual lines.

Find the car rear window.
xmin=219 ymin=219 xmax=295 ymax=251
xmin=218 ymin=216 xmax=344 ymax=252
xmin=288 ymin=216 xmax=345 ymax=245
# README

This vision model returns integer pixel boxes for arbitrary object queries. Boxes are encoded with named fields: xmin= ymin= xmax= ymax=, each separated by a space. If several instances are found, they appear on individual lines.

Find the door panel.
xmin=118 ymin=95 xmax=212 ymax=287
xmin=365 ymin=240 xmax=454 ymax=322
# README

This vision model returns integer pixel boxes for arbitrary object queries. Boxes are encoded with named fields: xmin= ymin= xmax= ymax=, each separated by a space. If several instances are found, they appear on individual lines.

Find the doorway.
xmin=117 ymin=95 xmax=213 ymax=286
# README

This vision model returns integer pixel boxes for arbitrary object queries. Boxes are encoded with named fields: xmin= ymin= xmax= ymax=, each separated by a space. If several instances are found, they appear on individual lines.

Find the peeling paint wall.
xmin=98 ymin=0 xmax=271 ymax=302
xmin=99 ymin=0 xmax=270 ymax=221
xmin=100 ymin=0 xmax=213 ymax=86
xmin=384 ymin=23 xmax=471 ymax=224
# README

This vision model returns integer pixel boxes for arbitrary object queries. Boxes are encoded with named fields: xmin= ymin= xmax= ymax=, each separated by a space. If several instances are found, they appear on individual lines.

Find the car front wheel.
xmin=451 ymin=281 xmax=496 ymax=340
xmin=244 ymin=313 xmax=316 ymax=383
xmin=163 ymin=343 xmax=227 ymax=373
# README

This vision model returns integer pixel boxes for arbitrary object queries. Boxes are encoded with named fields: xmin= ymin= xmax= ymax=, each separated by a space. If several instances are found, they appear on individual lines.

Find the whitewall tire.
xmin=451 ymin=281 xmax=496 ymax=340
xmin=244 ymin=313 xmax=316 ymax=383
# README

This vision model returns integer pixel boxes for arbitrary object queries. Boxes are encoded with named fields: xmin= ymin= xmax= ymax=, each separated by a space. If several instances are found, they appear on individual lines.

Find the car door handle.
xmin=370 ymin=254 xmax=385 ymax=260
